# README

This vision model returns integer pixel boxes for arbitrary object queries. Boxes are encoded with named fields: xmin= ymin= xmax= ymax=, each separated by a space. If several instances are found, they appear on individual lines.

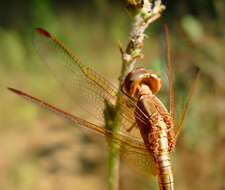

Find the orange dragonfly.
xmin=8 ymin=27 xmax=200 ymax=190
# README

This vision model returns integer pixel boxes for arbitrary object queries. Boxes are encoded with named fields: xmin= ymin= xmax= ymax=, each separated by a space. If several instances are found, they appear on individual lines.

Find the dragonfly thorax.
xmin=134 ymin=93 xmax=176 ymax=155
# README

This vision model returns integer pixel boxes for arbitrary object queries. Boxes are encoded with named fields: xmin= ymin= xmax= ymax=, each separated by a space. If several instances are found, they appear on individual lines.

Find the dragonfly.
xmin=8 ymin=26 xmax=200 ymax=190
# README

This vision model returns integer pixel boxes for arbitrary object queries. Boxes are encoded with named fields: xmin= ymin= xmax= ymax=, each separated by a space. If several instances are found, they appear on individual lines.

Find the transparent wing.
xmin=121 ymin=147 xmax=157 ymax=177
xmin=146 ymin=27 xmax=174 ymax=121
xmin=33 ymin=28 xmax=149 ymax=141
xmin=8 ymin=87 xmax=157 ymax=177
xmin=145 ymin=30 xmax=170 ymax=110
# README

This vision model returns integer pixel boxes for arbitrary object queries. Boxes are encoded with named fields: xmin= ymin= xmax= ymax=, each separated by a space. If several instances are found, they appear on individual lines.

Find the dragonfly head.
xmin=123 ymin=68 xmax=162 ymax=98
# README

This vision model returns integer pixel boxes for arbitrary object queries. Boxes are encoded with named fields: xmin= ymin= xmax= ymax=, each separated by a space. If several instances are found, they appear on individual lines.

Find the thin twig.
xmin=119 ymin=0 xmax=165 ymax=84
xmin=105 ymin=1 xmax=165 ymax=190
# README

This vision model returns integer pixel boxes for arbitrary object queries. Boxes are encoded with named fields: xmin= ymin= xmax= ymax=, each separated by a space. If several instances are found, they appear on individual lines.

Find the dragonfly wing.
xmin=120 ymin=146 xmax=157 ymax=177
xmin=8 ymin=87 xmax=157 ymax=177
xmin=34 ymin=28 xmax=148 ymax=141
xmin=34 ymin=28 xmax=114 ymax=127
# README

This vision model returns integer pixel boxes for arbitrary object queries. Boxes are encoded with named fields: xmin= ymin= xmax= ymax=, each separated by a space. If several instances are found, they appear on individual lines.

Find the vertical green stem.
xmin=108 ymin=132 xmax=120 ymax=190
xmin=105 ymin=1 xmax=166 ymax=190
xmin=105 ymin=102 xmax=121 ymax=190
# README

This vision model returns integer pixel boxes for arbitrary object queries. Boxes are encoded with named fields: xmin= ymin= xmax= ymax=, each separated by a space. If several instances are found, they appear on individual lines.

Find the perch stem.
xmin=106 ymin=1 xmax=165 ymax=190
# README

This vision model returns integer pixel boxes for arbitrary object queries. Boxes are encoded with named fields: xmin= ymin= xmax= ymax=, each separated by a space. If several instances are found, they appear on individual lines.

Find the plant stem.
xmin=104 ymin=102 xmax=121 ymax=190
xmin=108 ymin=122 xmax=120 ymax=190
xmin=119 ymin=0 xmax=165 ymax=84
xmin=105 ymin=1 xmax=165 ymax=190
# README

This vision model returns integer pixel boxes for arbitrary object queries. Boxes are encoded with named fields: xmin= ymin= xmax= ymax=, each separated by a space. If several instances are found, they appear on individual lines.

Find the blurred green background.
xmin=0 ymin=0 xmax=225 ymax=190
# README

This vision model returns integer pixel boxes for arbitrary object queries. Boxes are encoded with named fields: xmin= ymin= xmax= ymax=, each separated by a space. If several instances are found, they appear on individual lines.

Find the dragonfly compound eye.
xmin=123 ymin=68 xmax=162 ymax=97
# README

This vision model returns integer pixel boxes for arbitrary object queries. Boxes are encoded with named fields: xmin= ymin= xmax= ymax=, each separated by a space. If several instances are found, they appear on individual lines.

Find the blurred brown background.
xmin=0 ymin=0 xmax=224 ymax=190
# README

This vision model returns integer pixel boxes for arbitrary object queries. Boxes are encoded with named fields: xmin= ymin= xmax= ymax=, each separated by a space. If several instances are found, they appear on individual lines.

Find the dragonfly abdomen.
xmin=149 ymin=115 xmax=174 ymax=190
xmin=156 ymin=153 xmax=174 ymax=190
